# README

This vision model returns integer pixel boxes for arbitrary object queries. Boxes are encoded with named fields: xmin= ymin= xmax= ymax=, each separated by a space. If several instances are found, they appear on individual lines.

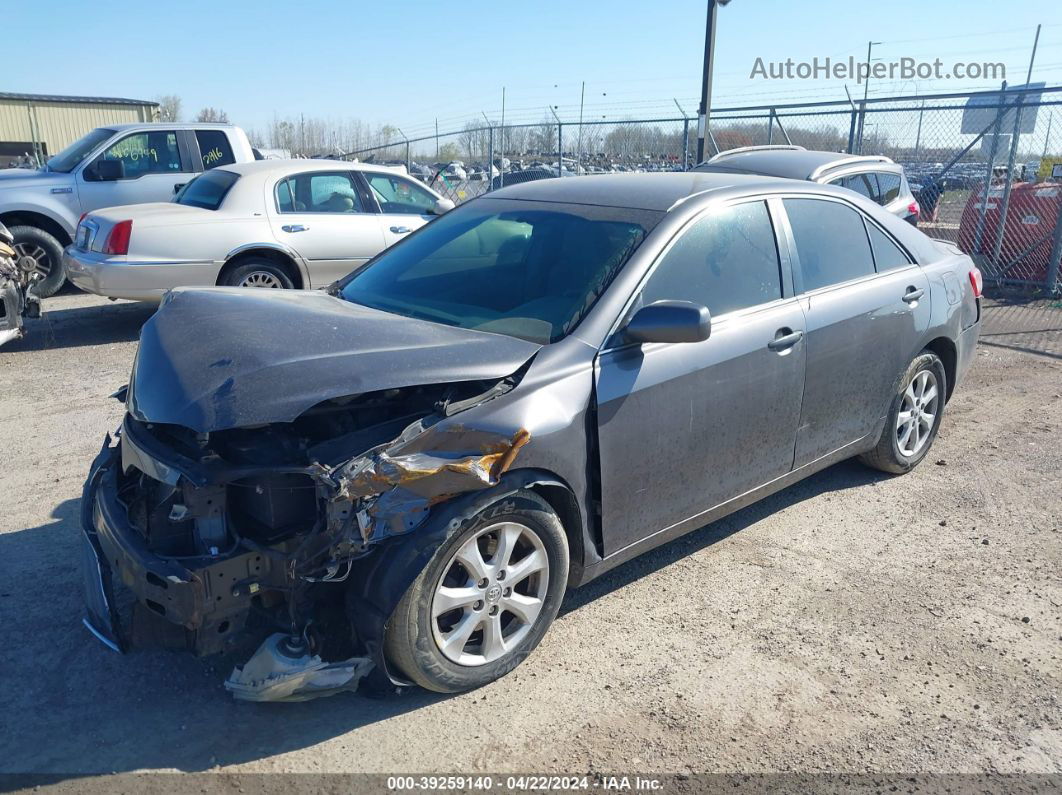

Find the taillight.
xmin=908 ymin=201 xmax=920 ymax=218
xmin=969 ymin=267 xmax=983 ymax=299
xmin=102 ymin=220 xmax=132 ymax=255
xmin=77 ymin=212 xmax=87 ymax=226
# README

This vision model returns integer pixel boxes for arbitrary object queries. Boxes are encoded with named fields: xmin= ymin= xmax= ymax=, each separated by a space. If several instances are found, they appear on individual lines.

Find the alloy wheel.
xmin=430 ymin=521 xmax=549 ymax=666
xmin=14 ymin=242 xmax=51 ymax=279
xmin=238 ymin=271 xmax=284 ymax=288
xmin=896 ymin=369 xmax=939 ymax=457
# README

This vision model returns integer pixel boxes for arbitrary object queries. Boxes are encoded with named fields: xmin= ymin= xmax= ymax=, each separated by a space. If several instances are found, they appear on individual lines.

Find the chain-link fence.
xmin=342 ymin=85 xmax=1062 ymax=296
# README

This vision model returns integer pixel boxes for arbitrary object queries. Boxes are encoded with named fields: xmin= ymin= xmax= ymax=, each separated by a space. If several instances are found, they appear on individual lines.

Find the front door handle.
xmin=768 ymin=329 xmax=804 ymax=351
xmin=282 ymin=224 xmax=309 ymax=233
xmin=902 ymin=287 xmax=925 ymax=303
xmin=390 ymin=225 xmax=411 ymax=234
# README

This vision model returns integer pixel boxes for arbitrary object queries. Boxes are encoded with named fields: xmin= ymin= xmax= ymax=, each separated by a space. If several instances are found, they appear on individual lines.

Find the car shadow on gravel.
xmin=559 ymin=458 xmax=887 ymax=616
xmin=1 ymin=459 xmax=886 ymax=779
xmin=1 ymin=299 xmax=155 ymax=352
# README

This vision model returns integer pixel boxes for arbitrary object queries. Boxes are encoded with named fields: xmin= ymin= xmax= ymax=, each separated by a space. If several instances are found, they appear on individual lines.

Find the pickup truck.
xmin=0 ymin=123 xmax=256 ymax=296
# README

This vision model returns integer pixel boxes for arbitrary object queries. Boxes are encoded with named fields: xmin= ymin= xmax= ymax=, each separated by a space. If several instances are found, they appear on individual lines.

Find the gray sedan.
xmin=80 ymin=172 xmax=981 ymax=698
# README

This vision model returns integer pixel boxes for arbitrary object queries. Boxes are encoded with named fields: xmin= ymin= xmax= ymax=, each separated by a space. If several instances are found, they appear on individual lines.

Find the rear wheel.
xmin=860 ymin=350 xmax=947 ymax=474
xmin=384 ymin=490 xmax=568 ymax=693
xmin=220 ymin=259 xmax=294 ymax=290
xmin=9 ymin=225 xmax=65 ymax=298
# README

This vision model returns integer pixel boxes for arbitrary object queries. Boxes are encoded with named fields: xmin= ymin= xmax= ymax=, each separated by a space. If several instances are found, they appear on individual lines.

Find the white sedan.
xmin=64 ymin=160 xmax=453 ymax=301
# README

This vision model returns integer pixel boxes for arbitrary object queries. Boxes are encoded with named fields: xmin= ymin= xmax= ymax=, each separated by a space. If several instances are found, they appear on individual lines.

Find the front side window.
xmin=277 ymin=172 xmax=364 ymax=213
xmin=877 ymin=172 xmax=902 ymax=203
xmin=97 ymin=131 xmax=183 ymax=178
xmin=175 ymin=169 xmax=239 ymax=210
xmin=195 ymin=130 xmax=236 ymax=169
xmin=865 ymin=221 xmax=911 ymax=272
xmin=365 ymin=172 xmax=438 ymax=215
xmin=640 ymin=201 xmax=782 ymax=317
xmin=340 ymin=201 xmax=655 ymax=343
xmin=784 ymin=198 xmax=876 ymax=291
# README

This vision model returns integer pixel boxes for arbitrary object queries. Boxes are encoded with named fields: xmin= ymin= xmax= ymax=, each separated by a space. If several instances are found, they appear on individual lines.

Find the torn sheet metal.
xmin=329 ymin=425 xmax=532 ymax=541
xmin=224 ymin=633 xmax=374 ymax=702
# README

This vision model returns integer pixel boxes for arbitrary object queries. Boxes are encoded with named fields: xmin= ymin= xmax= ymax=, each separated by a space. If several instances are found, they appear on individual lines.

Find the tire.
xmin=384 ymin=490 xmax=569 ymax=693
xmin=219 ymin=259 xmax=294 ymax=290
xmin=860 ymin=350 xmax=947 ymax=474
xmin=9 ymin=225 xmax=66 ymax=298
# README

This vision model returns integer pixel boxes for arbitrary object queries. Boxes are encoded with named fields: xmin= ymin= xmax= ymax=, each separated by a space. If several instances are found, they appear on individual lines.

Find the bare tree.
xmin=195 ymin=107 xmax=230 ymax=123
xmin=156 ymin=95 xmax=182 ymax=122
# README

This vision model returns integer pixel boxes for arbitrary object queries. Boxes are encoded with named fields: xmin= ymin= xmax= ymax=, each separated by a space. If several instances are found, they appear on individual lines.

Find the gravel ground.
xmin=0 ymin=292 xmax=1059 ymax=781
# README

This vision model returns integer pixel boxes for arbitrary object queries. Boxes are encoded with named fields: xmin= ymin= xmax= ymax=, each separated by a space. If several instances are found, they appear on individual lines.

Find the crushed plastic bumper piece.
xmin=224 ymin=633 xmax=374 ymax=702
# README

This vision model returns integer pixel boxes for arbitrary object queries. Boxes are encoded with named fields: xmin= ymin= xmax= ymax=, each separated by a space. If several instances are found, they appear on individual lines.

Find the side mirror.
xmin=432 ymin=197 xmax=455 ymax=215
xmin=90 ymin=159 xmax=125 ymax=181
xmin=623 ymin=300 xmax=711 ymax=344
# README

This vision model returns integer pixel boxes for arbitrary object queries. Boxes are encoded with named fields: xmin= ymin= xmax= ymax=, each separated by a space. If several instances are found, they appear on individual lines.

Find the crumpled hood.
xmin=128 ymin=287 xmax=541 ymax=432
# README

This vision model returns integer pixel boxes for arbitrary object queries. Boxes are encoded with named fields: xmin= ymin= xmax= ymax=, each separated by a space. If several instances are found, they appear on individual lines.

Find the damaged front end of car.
xmin=81 ymin=375 xmax=534 ymax=700
xmin=0 ymin=221 xmax=42 ymax=348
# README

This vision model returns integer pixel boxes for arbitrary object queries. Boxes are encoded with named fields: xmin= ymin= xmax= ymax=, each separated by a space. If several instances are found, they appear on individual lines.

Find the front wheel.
xmin=384 ymin=490 xmax=569 ymax=693
xmin=8 ymin=225 xmax=65 ymax=298
xmin=860 ymin=350 xmax=947 ymax=474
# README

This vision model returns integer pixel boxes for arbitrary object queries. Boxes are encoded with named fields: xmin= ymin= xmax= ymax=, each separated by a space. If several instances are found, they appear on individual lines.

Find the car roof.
xmin=218 ymin=159 xmax=408 ymax=178
xmin=695 ymin=147 xmax=899 ymax=181
xmin=104 ymin=122 xmax=240 ymax=132
xmin=484 ymin=172 xmax=796 ymax=211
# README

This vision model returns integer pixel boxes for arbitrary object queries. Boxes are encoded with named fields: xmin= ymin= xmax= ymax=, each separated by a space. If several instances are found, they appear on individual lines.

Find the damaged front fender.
xmin=326 ymin=422 xmax=532 ymax=541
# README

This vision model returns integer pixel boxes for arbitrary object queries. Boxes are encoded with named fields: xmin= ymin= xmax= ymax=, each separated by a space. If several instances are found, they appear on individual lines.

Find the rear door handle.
xmin=282 ymin=224 xmax=309 ymax=233
xmin=390 ymin=226 xmax=411 ymax=234
xmin=902 ymin=287 xmax=925 ymax=303
xmin=767 ymin=329 xmax=804 ymax=351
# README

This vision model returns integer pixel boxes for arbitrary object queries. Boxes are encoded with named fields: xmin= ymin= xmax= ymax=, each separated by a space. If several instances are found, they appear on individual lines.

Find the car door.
xmin=76 ymin=129 xmax=197 ymax=212
xmin=359 ymin=171 xmax=440 ymax=247
xmin=781 ymin=196 xmax=931 ymax=467
xmin=268 ymin=170 xmax=386 ymax=287
xmin=594 ymin=198 xmax=807 ymax=556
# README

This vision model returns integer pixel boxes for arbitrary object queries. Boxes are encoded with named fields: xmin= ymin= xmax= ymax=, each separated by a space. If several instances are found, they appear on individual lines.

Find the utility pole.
xmin=577 ymin=81 xmax=585 ymax=174
xmin=435 ymin=118 xmax=439 ymax=160
xmin=856 ymin=40 xmax=881 ymax=153
xmin=695 ymin=0 xmax=727 ymax=163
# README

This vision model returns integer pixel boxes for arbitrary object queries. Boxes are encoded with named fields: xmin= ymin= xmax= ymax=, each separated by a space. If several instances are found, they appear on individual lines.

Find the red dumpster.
xmin=958 ymin=180 xmax=1061 ymax=283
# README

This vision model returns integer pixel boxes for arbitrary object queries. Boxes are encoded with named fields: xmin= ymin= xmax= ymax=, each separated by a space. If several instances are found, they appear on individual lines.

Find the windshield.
xmin=45 ymin=128 xmax=115 ymax=173
xmin=175 ymin=169 xmax=239 ymax=210
xmin=340 ymin=199 xmax=657 ymax=344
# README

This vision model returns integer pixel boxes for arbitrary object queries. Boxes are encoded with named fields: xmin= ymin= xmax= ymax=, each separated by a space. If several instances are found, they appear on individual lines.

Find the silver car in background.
xmin=695 ymin=145 xmax=921 ymax=225
xmin=64 ymin=160 xmax=453 ymax=301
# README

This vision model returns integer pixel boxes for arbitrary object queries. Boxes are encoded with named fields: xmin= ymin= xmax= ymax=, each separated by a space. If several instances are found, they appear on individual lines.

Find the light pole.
xmin=856 ymin=40 xmax=882 ymax=153
xmin=695 ymin=0 xmax=731 ymax=164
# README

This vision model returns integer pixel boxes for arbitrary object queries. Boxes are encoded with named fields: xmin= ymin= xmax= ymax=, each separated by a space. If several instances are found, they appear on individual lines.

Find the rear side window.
xmin=640 ymin=200 xmax=782 ymax=317
xmin=784 ymin=198 xmax=875 ymax=291
xmin=865 ymin=221 xmax=911 ymax=272
xmin=838 ymin=173 xmax=878 ymax=201
xmin=175 ymin=169 xmax=238 ymax=210
xmin=277 ymin=172 xmax=365 ymax=213
xmin=196 ymin=130 xmax=236 ymax=170
xmin=877 ymin=172 xmax=902 ymax=203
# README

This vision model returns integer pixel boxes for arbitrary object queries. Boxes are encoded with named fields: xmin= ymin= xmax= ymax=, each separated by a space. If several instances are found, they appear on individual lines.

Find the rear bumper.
xmin=954 ymin=310 xmax=981 ymax=392
xmin=64 ymin=246 xmax=219 ymax=302
xmin=80 ymin=436 xmax=290 ymax=656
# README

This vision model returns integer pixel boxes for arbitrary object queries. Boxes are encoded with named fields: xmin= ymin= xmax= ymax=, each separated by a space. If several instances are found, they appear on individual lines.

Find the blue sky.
xmin=5 ymin=0 xmax=1060 ymax=138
